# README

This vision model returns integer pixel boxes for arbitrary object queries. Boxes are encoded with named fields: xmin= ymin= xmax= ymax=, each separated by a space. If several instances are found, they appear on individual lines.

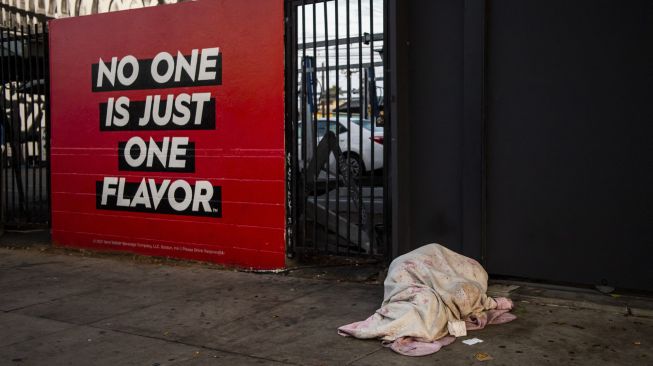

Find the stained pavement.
xmin=0 ymin=237 xmax=651 ymax=365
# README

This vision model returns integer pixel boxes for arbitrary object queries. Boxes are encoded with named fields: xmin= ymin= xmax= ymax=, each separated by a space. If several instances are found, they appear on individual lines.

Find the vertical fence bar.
xmin=35 ymin=24 xmax=44 ymax=216
xmin=6 ymin=27 xmax=12 ymax=219
xmin=323 ymin=0 xmax=330 ymax=253
xmin=0 ymin=27 xmax=6 ymax=223
xmin=33 ymin=24 xmax=40 ymax=217
xmin=31 ymin=25 xmax=38 ymax=222
xmin=43 ymin=24 xmax=50 ymax=225
xmin=291 ymin=3 xmax=299 ymax=257
xmin=14 ymin=26 xmax=21 ymax=221
xmin=311 ymin=1 xmax=319 ymax=252
xmin=20 ymin=25 xmax=30 ymax=222
xmin=285 ymin=0 xmax=295 ymax=258
xmin=26 ymin=24 xmax=34 ymax=219
xmin=363 ymin=61 xmax=367 ymax=121
xmin=301 ymin=0 xmax=308 ymax=252
xmin=36 ymin=25 xmax=43 ymax=220
xmin=383 ymin=0 xmax=391 ymax=258
xmin=18 ymin=25 xmax=32 ymax=223
xmin=334 ymin=0 xmax=341 ymax=254
xmin=10 ymin=26 xmax=19 ymax=221
xmin=357 ymin=0 xmax=364 ymax=251
xmin=368 ymin=0 xmax=376 ymax=253
xmin=345 ymin=0 xmax=351 ymax=256
xmin=23 ymin=25 xmax=30 ymax=218
xmin=17 ymin=25 xmax=24 ymax=221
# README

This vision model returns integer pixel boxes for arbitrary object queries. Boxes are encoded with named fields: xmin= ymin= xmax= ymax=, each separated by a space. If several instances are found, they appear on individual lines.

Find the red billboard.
xmin=49 ymin=0 xmax=286 ymax=269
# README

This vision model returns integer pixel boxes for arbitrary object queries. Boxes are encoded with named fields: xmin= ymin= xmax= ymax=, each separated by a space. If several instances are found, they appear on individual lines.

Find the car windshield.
xmin=298 ymin=120 xmax=345 ymax=137
xmin=299 ymin=118 xmax=383 ymax=135
xmin=347 ymin=118 xmax=383 ymax=133
xmin=359 ymin=119 xmax=383 ymax=133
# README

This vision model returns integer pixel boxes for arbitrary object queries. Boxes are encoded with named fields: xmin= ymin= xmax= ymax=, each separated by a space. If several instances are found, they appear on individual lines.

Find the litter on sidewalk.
xmin=338 ymin=244 xmax=516 ymax=356
xmin=462 ymin=338 xmax=484 ymax=346
xmin=475 ymin=352 xmax=493 ymax=361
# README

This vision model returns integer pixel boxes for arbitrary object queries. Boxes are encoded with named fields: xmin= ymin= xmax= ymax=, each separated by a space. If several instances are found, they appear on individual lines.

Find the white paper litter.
xmin=462 ymin=338 xmax=484 ymax=345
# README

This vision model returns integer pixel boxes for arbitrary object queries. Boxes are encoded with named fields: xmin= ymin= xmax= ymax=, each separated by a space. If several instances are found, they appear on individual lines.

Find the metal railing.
xmin=0 ymin=23 xmax=50 ymax=228
xmin=285 ymin=0 xmax=387 ymax=259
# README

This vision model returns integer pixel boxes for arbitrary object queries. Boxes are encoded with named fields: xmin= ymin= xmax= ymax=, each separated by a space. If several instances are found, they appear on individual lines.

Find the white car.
xmin=298 ymin=117 xmax=384 ymax=178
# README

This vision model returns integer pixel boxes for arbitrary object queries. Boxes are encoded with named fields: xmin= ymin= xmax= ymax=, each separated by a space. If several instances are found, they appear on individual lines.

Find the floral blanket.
xmin=338 ymin=244 xmax=516 ymax=356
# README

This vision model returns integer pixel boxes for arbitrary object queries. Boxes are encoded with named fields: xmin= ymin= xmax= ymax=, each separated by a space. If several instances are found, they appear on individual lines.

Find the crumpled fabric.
xmin=384 ymin=335 xmax=456 ymax=357
xmin=338 ymin=244 xmax=516 ymax=356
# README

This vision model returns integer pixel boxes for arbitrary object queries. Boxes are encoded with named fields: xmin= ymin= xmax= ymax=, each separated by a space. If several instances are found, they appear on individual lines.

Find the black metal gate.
xmin=0 ymin=21 xmax=50 ymax=228
xmin=285 ymin=0 xmax=388 ymax=259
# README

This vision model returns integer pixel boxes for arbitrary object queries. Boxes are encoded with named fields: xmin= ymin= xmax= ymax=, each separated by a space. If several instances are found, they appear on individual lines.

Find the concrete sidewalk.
xmin=0 ymin=245 xmax=652 ymax=365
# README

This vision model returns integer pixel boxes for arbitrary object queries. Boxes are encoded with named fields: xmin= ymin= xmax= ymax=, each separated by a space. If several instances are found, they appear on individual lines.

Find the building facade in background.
xmin=1 ymin=0 xmax=185 ymax=26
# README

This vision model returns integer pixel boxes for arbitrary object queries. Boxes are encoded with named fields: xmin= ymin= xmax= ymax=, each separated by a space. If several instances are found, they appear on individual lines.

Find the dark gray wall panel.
xmin=485 ymin=0 xmax=653 ymax=289
xmin=400 ymin=0 xmax=466 ymax=255
xmin=390 ymin=0 xmax=652 ymax=291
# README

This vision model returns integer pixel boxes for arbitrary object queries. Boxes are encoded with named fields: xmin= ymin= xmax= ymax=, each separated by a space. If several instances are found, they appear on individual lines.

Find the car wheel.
xmin=339 ymin=153 xmax=365 ymax=179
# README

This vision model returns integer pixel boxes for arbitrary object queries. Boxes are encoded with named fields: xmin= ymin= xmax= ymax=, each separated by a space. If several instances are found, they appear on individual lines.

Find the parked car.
xmin=298 ymin=117 xmax=384 ymax=178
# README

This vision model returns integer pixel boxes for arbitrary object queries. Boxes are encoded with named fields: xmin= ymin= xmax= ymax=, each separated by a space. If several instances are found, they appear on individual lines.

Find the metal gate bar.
xmin=286 ymin=0 xmax=386 ymax=259
xmin=0 ymin=23 xmax=50 ymax=228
